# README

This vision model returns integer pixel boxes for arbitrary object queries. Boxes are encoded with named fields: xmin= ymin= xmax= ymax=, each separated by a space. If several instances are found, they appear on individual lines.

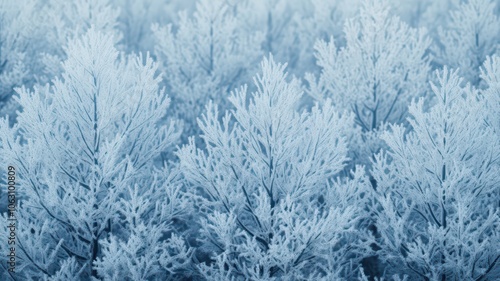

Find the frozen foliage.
xmin=153 ymin=0 xmax=263 ymax=141
xmin=435 ymin=0 xmax=500 ymax=85
xmin=0 ymin=0 xmax=40 ymax=120
xmin=0 ymin=0 xmax=499 ymax=279
xmin=112 ymin=0 xmax=168 ymax=54
xmin=178 ymin=57 xmax=372 ymax=280
xmin=94 ymin=167 xmax=192 ymax=280
xmin=0 ymin=28 xmax=189 ymax=279
xmin=301 ymin=0 xmax=363 ymax=42
xmin=308 ymin=0 xmax=431 ymax=132
xmin=111 ymin=0 xmax=196 ymax=53
xmin=480 ymin=55 xmax=500 ymax=134
xmin=0 ymin=0 xmax=122 ymax=123
xmin=38 ymin=0 xmax=122 ymax=80
xmin=235 ymin=0 xmax=304 ymax=74
xmin=371 ymin=68 xmax=500 ymax=280
xmin=290 ymin=0 xmax=364 ymax=75
xmin=307 ymin=0 xmax=431 ymax=167
xmin=0 ymin=2 xmax=29 ymax=99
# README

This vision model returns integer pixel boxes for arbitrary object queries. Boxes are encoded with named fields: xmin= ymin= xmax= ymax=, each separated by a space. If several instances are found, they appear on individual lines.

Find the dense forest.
xmin=0 ymin=0 xmax=499 ymax=280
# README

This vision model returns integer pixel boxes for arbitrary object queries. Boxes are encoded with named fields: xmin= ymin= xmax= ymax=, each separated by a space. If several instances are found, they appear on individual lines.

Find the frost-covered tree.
xmin=290 ymin=0 xmax=363 ymax=76
xmin=153 ymin=0 xmax=263 ymax=141
xmin=94 ymin=166 xmax=193 ymax=280
xmin=435 ymin=0 xmax=500 ymax=85
xmin=480 ymin=55 xmax=500 ymax=134
xmin=0 ymin=28 xmax=189 ymax=279
xmin=235 ymin=0 xmax=303 ymax=73
xmin=178 ymin=56 xmax=372 ymax=280
xmin=110 ymin=0 xmax=196 ymax=54
xmin=480 ymin=56 xmax=500 ymax=220
xmin=372 ymin=68 xmax=500 ymax=280
xmin=308 ymin=0 xmax=431 ymax=132
xmin=0 ymin=0 xmax=121 ymax=124
xmin=0 ymin=2 xmax=29 ymax=103
xmin=38 ymin=0 xmax=121 ymax=81
xmin=302 ymin=0 xmax=363 ymax=41
xmin=0 ymin=0 xmax=43 ymax=121
xmin=306 ymin=0 xmax=431 ymax=165
xmin=409 ymin=0 xmax=459 ymax=33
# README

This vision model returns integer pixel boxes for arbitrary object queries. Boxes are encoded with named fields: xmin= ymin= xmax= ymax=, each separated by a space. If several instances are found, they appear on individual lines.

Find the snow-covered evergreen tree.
xmin=153 ymin=0 xmax=263 ymax=142
xmin=290 ymin=0 xmax=364 ymax=76
xmin=0 ymin=1 xmax=499 ymax=279
xmin=0 ymin=0 xmax=122 ymax=125
xmin=0 ymin=0 xmax=42 ymax=121
xmin=307 ymin=0 xmax=431 ymax=165
xmin=435 ymin=0 xmax=500 ymax=85
xmin=0 ymin=28 xmax=190 ymax=279
xmin=178 ymin=56 xmax=372 ymax=280
xmin=94 ymin=166 xmax=193 ymax=280
xmin=38 ymin=0 xmax=122 ymax=81
xmin=372 ymin=67 xmax=500 ymax=280
xmin=235 ymin=0 xmax=304 ymax=74
xmin=480 ymin=55 xmax=500 ymax=134
xmin=110 ymin=0 xmax=196 ymax=54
